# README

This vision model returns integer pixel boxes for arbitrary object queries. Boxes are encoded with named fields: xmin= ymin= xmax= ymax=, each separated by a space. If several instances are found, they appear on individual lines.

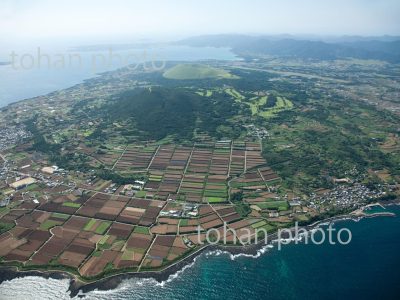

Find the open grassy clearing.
xmin=225 ymin=88 xmax=245 ymax=101
xmin=222 ymin=88 xmax=293 ymax=119
xmin=255 ymin=201 xmax=289 ymax=211
xmin=248 ymin=96 xmax=293 ymax=118
xmin=249 ymin=96 xmax=267 ymax=115
xmin=258 ymin=96 xmax=293 ymax=118
xmin=196 ymin=89 xmax=213 ymax=97
xmin=163 ymin=64 xmax=237 ymax=80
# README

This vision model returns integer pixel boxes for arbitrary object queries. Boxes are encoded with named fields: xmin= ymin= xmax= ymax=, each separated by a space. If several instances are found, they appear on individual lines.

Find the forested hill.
xmin=101 ymin=87 xmax=241 ymax=140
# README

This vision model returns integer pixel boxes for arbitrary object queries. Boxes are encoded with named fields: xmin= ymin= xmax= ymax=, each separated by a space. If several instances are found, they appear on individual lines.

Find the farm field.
xmin=0 ymin=139 xmax=285 ymax=279
xmin=1 ymin=55 xmax=399 ymax=284
xmin=97 ymin=140 xmax=271 ymax=203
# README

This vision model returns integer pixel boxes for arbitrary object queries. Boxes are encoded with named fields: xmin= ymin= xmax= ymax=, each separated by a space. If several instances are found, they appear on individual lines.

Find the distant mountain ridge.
xmin=177 ymin=34 xmax=400 ymax=62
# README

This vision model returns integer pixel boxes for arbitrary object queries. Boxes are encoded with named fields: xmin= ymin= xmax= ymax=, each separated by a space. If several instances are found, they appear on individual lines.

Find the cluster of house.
xmin=119 ymin=180 xmax=146 ymax=196
xmin=243 ymin=124 xmax=270 ymax=139
xmin=309 ymin=183 xmax=389 ymax=210
xmin=0 ymin=164 xmax=68 ymax=207
xmin=159 ymin=203 xmax=199 ymax=218
xmin=0 ymin=126 xmax=31 ymax=152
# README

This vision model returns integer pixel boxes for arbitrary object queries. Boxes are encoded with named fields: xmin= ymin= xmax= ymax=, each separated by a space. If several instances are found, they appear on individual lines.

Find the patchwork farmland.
xmin=106 ymin=140 xmax=273 ymax=204
xmin=0 ymin=140 xmax=285 ymax=279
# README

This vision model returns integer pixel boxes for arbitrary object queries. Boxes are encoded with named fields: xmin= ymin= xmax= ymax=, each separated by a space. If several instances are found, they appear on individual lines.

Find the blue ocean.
xmin=1 ymin=206 xmax=399 ymax=300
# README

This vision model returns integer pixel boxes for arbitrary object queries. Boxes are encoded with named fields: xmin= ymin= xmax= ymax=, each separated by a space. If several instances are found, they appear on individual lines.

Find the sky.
xmin=1 ymin=0 xmax=399 ymax=43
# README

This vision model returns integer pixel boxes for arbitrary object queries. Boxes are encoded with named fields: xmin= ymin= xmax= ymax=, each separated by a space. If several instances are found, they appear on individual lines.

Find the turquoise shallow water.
xmin=1 ymin=206 xmax=399 ymax=300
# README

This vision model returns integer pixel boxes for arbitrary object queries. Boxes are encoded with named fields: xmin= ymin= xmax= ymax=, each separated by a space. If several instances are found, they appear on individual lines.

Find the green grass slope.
xmin=163 ymin=64 xmax=237 ymax=80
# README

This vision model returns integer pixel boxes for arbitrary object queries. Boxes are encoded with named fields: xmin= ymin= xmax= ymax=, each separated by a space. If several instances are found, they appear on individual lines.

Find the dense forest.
xmin=101 ymin=87 xmax=241 ymax=140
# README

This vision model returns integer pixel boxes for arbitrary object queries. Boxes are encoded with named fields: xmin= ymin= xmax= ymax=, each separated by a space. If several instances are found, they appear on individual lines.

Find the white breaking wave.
xmin=203 ymin=242 xmax=274 ymax=261
xmin=0 ymin=241 xmax=278 ymax=299
xmin=0 ymin=276 xmax=72 ymax=300
xmin=157 ymin=256 xmax=199 ymax=287
xmin=79 ymin=253 xmax=204 ymax=298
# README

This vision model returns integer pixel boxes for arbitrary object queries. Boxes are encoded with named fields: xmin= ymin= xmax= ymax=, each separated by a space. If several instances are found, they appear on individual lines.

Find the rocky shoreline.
xmin=0 ymin=201 xmax=398 ymax=297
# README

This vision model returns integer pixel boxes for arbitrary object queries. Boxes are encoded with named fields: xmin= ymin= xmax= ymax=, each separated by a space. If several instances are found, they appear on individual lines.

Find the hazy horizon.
xmin=1 ymin=0 xmax=399 ymax=45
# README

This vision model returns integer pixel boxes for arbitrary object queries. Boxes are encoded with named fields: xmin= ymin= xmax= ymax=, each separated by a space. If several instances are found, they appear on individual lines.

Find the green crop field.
xmin=0 ymin=222 xmax=14 ymax=234
xmin=251 ymin=220 xmax=267 ymax=229
xmin=204 ymin=191 xmax=227 ymax=197
xmin=40 ymin=220 xmax=61 ymax=230
xmin=230 ymin=181 xmax=266 ymax=188
xmin=135 ymin=191 xmax=146 ymax=198
xmin=255 ymin=224 xmax=276 ymax=236
xmin=95 ymin=222 xmax=111 ymax=234
xmin=207 ymin=197 xmax=227 ymax=203
xmin=255 ymin=201 xmax=289 ymax=211
xmin=51 ymin=213 xmax=70 ymax=220
xmin=62 ymin=202 xmax=81 ymax=208
xmin=121 ymin=249 xmax=135 ymax=260
xmin=179 ymin=219 xmax=189 ymax=226
xmin=134 ymin=226 xmax=150 ymax=235
xmin=84 ymin=219 xmax=96 ymax=231
xmin=98 ymin=234 xmax=110 ymax=245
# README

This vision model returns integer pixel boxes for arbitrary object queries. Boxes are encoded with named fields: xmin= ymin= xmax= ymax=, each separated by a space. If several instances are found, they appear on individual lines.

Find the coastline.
xmin=0 ymin=45 xmax=239 ymax=109
xmin=0 ymin=200 xmax=398 ymax=297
